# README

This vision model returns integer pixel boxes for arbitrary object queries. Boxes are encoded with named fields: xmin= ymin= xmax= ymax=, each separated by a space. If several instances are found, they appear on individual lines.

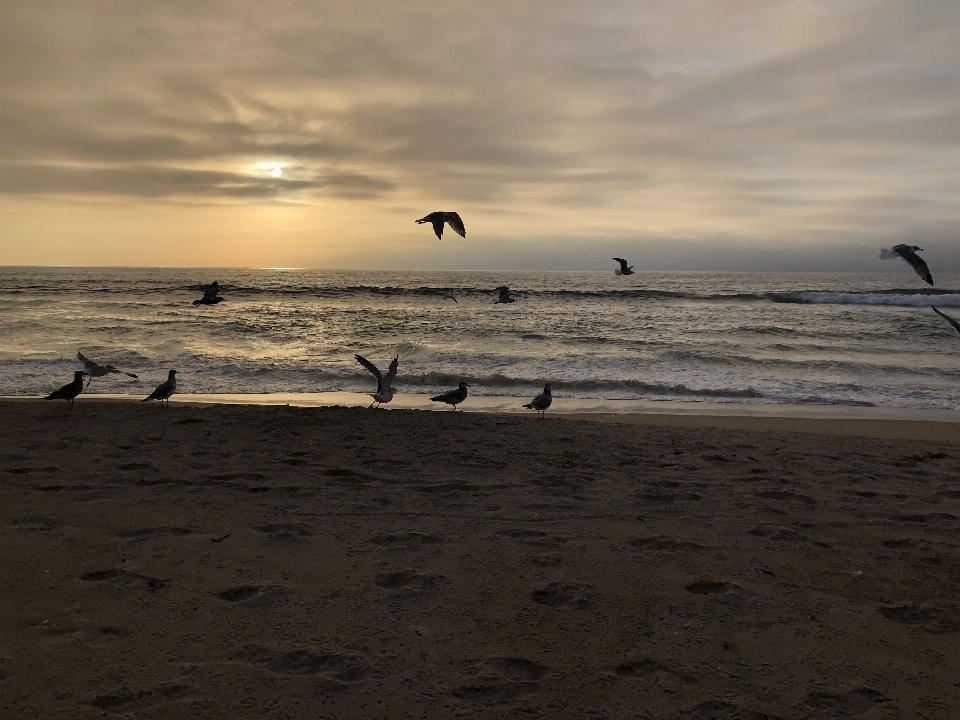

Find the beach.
xmin=1 ymin=399 xmax=958 ymax=718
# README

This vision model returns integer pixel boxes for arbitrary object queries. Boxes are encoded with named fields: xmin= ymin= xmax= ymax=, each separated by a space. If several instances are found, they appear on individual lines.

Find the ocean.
xmin=1 ymin=267 xmax=959 ymax=410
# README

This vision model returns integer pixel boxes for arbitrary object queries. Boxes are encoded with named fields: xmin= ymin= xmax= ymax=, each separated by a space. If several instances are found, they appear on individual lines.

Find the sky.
xmin=1 ymin=0 xmax=959 ymax=271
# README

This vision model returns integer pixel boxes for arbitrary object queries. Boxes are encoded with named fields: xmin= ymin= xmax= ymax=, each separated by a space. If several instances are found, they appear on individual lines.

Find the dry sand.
xmin=1 ymin=400 xmax=958 ymax=719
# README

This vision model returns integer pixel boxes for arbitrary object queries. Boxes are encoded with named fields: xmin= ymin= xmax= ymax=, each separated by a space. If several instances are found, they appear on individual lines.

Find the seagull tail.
xmin=523 ymin=403 xmax=534 ymax=409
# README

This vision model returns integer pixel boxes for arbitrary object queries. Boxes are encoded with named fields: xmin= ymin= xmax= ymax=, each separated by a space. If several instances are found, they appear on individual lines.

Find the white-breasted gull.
xmin=78 ymin=352 xmax=138 ymax=386
xmin=355 ymin=354 xmax=399 ymax=408
xmin=142 ymin=370 xmax=178 ymax=404
xmin=880 ymin=245 xmax=933 ymax=285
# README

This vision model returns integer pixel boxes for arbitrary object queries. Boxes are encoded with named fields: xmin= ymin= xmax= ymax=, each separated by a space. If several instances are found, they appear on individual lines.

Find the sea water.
xmin=1 ymin=267 xmax=959 ymax=410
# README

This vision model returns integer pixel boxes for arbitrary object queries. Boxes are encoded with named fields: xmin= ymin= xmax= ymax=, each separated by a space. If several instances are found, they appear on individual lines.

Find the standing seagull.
xmin=494 ymin=286 xmax=515 ymax=304
xmin=44 ymin=371 xmax=87 ymax=407
xmin=142 ymin=370 xmax=178 ymax=405
xmin=78 ymin=352 xmax=138 ymax=386
xmin=416 ymin=212 xmax=466 ymax=240
xmin=523 ymin=383 xmax=553 ymax=418
xmin=355 ymin=354 xmax=399 ymax=408
xmin=880 ymin=245 xmax=933 ymax=285
xmin=193 ymin=281 xmax=224 ymax=306
xmin=613 ymin=258 xmax=635 ymax=276
xmin=431 ymin=382 xmax=469 ymax=411
xmin=931 ymin=307 xmax=960 ymax=338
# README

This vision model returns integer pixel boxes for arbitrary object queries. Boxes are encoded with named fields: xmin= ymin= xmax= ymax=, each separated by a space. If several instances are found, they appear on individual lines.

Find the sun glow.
xmin=255 ymin=162 xmax=286 ymax=177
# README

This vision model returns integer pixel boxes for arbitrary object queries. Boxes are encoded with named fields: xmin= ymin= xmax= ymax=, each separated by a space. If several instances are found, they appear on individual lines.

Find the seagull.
xmin=494 ymin=286 xmax=515 ymax=304
xmin=355 ymin=354 xmax=399 ymax=408
xmin=880 ymin=245 xmax=933 ymax=285
xmin=443 ymin=294 xmax=458 ymax=304
xmin=193 ymin=281 xmax=224 ymax=305
xmin=44 ymin=371 xmax=87 ymax=407
xmin=931 ymin=307 xmax=960 ymax=338
xmin=416 ymin=212 xmax=466 ymax=240
xmin=523 ymin=383 xmax=553 ymax=418
xmin=77 ymin=352 xmax=138 ymax=387
xmin=142 ymin=370 xmax=178 ymax=404
xmin=613 ymin=258 xmax=635 ymax=276
xmin=431 ymin=382 xmax=469 ymax=411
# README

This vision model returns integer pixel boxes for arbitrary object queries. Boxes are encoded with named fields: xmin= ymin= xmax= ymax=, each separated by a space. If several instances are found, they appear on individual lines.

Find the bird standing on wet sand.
xmin=355 ymin=354 xmax=399 ymax=408
xmin=416 ymin=212 xmax=466 ymax=240
xmin=494 ymin=286 xmax=515 ymax=304
xmin=431 ymin=382 xmax=469 ymax=411
xmin=613 ymin=258 xmax=635 ymax=276
xmin=142 ymin=370 xmax=178 ymax=404
xmin=523 ymin=383 xmax=553 ymax=418
xmin=880 ymin=245 xmax=933 ymax=285
xmin=78 ymin=352 xmax=138 ymax=387
xmin=193 ymin=281 xmax=224 ymax=306
xmin=44 ymin=371 xmax=87 ymax=407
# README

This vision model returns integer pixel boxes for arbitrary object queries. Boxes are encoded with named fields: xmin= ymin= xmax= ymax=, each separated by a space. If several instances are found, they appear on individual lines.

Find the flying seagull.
xmin=416 ymin=212 xmax=466 ymax=240
xmin=443 ymin=294 xmax=458 ymax=304
xmin=523 ymin=383 xmax=553 ymax=418
xmin=355 ymin=354 xmax=399 ymax=408
xmin=44 ymin=371 xmax=87 ymax=407
xmin=193 ymin=281 xmax=224 ymax=306
xmin=78 ymin=352 xmax=138 ymax=387
xmin=431 ymin=382 xmax=469 ymax=411
xmin=613 ymin=258 xmax=635 ymax=276
xmin=142 ymin=370 xmax=178 ymax=404
xmin=931 ymin=307 xmax=960 ymax=337
xmin=494 ymin=286 xmax=515 ymax=304
xmin=880 ymin=245 xmax=933 ymax=285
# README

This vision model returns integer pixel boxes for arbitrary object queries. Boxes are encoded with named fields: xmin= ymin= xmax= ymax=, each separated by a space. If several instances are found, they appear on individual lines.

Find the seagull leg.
xmin=369 ymin=399 xmax=375 ymax=408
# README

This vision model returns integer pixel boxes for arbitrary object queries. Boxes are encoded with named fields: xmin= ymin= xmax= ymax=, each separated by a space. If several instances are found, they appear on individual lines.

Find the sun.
xmin=255 ymin=162 xmax=286 ymax=177
xmin=272 ymin=167 xmax=282 ymax=177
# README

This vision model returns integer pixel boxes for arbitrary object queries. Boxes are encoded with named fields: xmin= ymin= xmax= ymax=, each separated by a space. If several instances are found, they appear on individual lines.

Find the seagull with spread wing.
xmin=193 ymin=280 xmax=224 ymax=306
xmin=142 ymin=370 xmax=178 ymax=405
xmin=431 ymin=382 xmax=469 ymax=411
xmin=416 ymin=212 xmax=466 ymax=240
xmin=355 ymin=354 xmax=399 ymax=408
xmin=494 ymin=286 xmax=515 ymax=304
xmin=931 ymin=307 xmax=960 ymax=340
xmin=879 ymin=245 xmax=933 ymax=285
xmin=613 ymin=258 xmax=635 ymax=276
xmin=44 ymin=371 xmax=87 ymax=407
xmin=78 ymin=352 xmax=138 ymax=386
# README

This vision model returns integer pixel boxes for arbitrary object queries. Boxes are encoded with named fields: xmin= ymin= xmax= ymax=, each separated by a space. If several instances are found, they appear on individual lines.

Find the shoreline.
xmin=3 ymin=394 xmax=960 ymax=440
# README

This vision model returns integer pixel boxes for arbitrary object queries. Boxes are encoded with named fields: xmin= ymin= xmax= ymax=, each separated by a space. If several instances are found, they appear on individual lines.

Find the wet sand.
xmin=1 ymin=400 xmax=959 ymax=718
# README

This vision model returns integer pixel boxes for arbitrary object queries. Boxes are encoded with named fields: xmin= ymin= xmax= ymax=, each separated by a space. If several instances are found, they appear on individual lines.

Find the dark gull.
xmin=355 ymin=354 xmax=399 ymax=408
xmin=880 ymin=245 xmax=933 ymax=285
xmin=523 ymin=383 xmax=553 ymax=418
xmin=142 ymin=370 xmax=178 ymax=404
xmin=78 ymin=351 xmax=138 ymax=386
xmin=431 ymin=382 xmax=469 ymax=411
xmin=44 ymin=371 xmax=87 ymax=407
xmin=416 ymin=212 xmax=466 ymax=240
xmin=613 ymin=258 xmax=635 ymax=276
xmin=193 ymin=281 xmax=224 ymax=306
xmin=494 ymin=286 xmax=515 ymax=304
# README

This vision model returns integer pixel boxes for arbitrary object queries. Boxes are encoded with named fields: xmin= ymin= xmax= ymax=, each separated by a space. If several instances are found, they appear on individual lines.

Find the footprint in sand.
xmin=530 ymin=582 xmax=592 ymax=607
xmin=452 ymin=657 xmax=550 ymax=706
xmin=803 ymin=687 xmax=888 ymax=714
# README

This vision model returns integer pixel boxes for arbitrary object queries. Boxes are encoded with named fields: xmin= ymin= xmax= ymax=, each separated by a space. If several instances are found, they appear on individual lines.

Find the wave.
xmin=774 ymin=291 xmax=960 ymax=307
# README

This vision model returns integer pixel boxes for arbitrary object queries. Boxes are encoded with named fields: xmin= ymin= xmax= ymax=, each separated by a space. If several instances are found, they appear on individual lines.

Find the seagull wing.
xmin=612 ymin=258 xmax=629 ymax=272
xmin=383 ymin=356 xmax=399 ymax=388
xmin=77 ymin=352 xmax=97 ymax=371
xmin=202 ymin=281 xmax=220 ymax=300
xmin=444 ymin=212 xmax=466 ymax=238
xmin=354 ymin=354 xmax=383 ymax=392
xmin=932 ymin=307 xmax=960 ymax=335
xmin=145 ymin=380 xmax=172 ymax=401
xmin=897 ymin=248 xmax=934 ymax=285
xmin=431 ymin=388 xmax=463 ymax=403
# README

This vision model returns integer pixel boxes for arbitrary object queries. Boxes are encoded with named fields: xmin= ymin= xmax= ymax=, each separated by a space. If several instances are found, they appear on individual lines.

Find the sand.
xmin=1 ymin=400 xmax=958 ymax=719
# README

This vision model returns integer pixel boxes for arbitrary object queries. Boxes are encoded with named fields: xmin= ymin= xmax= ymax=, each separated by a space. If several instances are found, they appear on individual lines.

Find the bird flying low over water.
xmin=78 ymin=352 xmax=138 ymax=386
xmin=880 ymin=245 xmax=933 ymax=285
xmin=416 ymin=212 xmax=466 ymax=239
xmin=193 ymin=281 xmax=224 ymax=305
xmin=142 ymin=370 xmax=178 ymax=404
xmin=44 ymin=371 xmax=87 ymax=406
xmin=931 ymin=307 xmax=960 ymax=337
xmin=443 ymin=294 xmax=458 ymax=304
xmin=355 ymin=354 xmax=399 ymax=408
xmin=431 ymin=382 xmax=469 ymax=410
xmin=494 ymin=286 xmax=515 ymax=304
xmin=523 ymin=383 xmax=553 ymax=418
xmin=613 ymin=258 xmax=635 ymax=276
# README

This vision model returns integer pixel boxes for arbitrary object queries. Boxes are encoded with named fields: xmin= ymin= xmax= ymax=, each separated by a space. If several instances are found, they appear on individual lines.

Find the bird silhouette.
xmin=416 ymin=212 xmax=466 ymax=239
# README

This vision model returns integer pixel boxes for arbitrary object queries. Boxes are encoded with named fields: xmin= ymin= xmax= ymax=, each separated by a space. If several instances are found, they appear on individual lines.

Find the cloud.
xmin=1 ymin=0 xmax=959 ymax=268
